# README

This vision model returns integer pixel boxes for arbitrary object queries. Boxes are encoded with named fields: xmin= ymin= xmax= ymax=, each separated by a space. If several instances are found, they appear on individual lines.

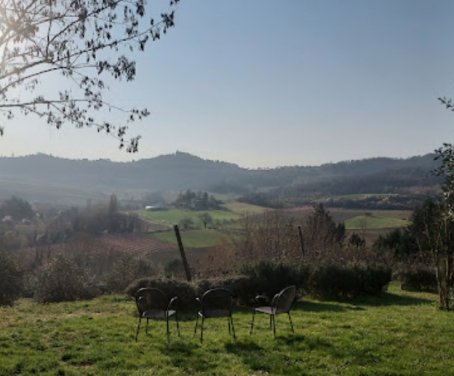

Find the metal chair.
xmin=249 ymin=285 xmax=296 ymax=337
xmin=194 ymin=288 xmax=236 ymax=343
xmin=134 ymin=287 xmax=180 ymax=341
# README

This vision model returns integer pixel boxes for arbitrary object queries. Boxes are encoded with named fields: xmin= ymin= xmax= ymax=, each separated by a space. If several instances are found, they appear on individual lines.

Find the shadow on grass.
xmin=225 ymin=340 xmax=273 ymax=374
xmin=351 ymin=292 xmax=433 ymax=307
xmin=225 ymin=336 xmax=318 ymax=375
xmin=296 ymin=301 xmax=364 ymax=312
xmin=160 ymin=341 xmax=212 ymax=373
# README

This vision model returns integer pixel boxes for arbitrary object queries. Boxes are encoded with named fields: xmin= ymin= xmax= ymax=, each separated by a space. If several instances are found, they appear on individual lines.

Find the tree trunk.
xmin=436 ymin=256 xmax=450 ymax=310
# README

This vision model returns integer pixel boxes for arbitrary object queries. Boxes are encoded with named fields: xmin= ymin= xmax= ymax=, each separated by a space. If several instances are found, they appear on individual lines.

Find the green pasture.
xmin=223 ymin=202 xmax=269 ymax=215
xmin=0 ymin=284 xmax=453 ymax=375
xmin=137 ymin=208 xmax=241 ymax=227
xmin=154 ymin=229 xmax=227 ymax=248
xmin=344 ymin=214 xmax=411 ymax=230
xmin=286 ymin=208 xmax=411 ymax=231
xmin=330 ymin=209 xmax=411 ymax=223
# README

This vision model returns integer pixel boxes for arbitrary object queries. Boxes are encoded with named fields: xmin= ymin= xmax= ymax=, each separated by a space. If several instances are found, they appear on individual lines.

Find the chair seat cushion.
xmin=255 ymin=306 xmax=276 ymax=315
xmin=142 ymin=309 xmax=176 ymax=319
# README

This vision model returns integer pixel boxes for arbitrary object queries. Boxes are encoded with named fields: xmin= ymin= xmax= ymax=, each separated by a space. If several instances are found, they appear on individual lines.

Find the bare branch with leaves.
xmin=0 ymin=0 xmax=180 ymax=150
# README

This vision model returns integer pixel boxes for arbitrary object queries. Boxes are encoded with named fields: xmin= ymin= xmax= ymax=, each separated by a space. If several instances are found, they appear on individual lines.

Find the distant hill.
xmin=0 ymin=152 xmax=441 ymax=205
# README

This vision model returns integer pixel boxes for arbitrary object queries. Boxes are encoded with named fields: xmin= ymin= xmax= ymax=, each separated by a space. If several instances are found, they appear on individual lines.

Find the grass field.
xmin=286 ymin=208 xmax=411 ymax=233
xmin=329 ymin=209 xmax=411 ymax=223
xmin=344 ymin=214 xmax=410 ymax=230
xmin=223 ymin=202 xmax=269 ymax=215
xmin=154 ymin=229 xmax=227 ymax=248
xmin=0 ymin=284 xmax=453 ymax=375
xmin=142 ymin=206 xmax=412 ymax=248
xmin=137 ymin=208 xmax=241 ymax=228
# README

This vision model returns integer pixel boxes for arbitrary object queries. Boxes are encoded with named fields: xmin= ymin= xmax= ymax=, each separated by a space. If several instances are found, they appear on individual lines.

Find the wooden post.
xmin=174 ymin=225 xmax=192 ymax=282
xmin=298 ymin=226 xmax=305 ymax=258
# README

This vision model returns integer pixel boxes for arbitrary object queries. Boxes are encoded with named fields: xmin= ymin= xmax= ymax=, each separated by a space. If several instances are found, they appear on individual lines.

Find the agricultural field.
xmin=141 ymin=205 xmax=413 ymax=249
xmin=0 ymin=284 xmax=453 ymax=375
xmin=223 ymin=202 xmax=269 ymax=215
xmin=154 ymin=229 xmax=227 ymax=249
xmin=286 ymin=207 xmax=411 ymax=230
xmin=344 ymin=214 xmax=410 ymax=230
xmin=137 ymin=208 xmax=241 ymax=228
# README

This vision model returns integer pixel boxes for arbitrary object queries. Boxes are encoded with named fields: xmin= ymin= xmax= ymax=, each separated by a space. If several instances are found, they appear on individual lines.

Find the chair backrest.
xmin=200 ymin=288 xmax=233 ymax=317
xmin=135 ymin=288 xmax=167 ymax=315
xmin=275 ymin=285 xmax=296 ymax=314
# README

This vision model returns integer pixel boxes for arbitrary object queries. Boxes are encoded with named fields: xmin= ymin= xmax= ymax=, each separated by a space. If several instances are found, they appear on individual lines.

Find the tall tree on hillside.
xmin=304 ymin=204 xmax=345 ymax=256
xmin=0 ymin=0 xmax=179 ymax=151
xmin=0 ymin=196 xmax=34 ymax=220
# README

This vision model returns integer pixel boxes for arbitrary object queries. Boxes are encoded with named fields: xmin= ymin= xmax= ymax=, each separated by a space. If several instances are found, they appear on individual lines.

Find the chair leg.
xmin=166 ymin=315 xmax=170 ymax=342
xmin=269 ymin=315 xmax=272 ymax=329
xmin=288 ymin=312 xmax=294 ymax=333
xmin=200 ymin=317 xmax=204 ymax=343
xmin=228 ymin=317 xmax=231 ymax=335
xmin=145 ymin=318 xmax=149 ymax=334
xmin=194 ymin=315 xmax=199 ymax=337
xmin=176 ymin=313 xmax=181 ymax=337
xmin=230 ymin=316 xmax=236 ymax=340
xmin=249 ymin=310 xmax=256 ymax=335
xmin=135 ymin=317 xmax=142 ymax=342
xmin=272 ymin=315 xmax=276 ymax=338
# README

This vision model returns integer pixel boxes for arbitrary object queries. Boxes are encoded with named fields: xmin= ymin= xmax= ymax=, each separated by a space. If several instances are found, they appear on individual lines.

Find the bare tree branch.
xmin=0 ymin=0 xmax=180 ymax=151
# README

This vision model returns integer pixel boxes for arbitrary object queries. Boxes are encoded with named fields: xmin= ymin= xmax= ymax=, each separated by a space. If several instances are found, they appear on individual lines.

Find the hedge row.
xmin=399 ymin=267 xmax=438 ymax=293
xmin=126 ymin=261 xmax=392 ymax=309
xmin=308 ymin=263 xmax=391 ymax=299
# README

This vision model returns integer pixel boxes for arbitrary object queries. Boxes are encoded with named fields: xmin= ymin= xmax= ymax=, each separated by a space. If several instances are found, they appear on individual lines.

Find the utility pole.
xmin=298 ymin=225 xmax=305 ymax=258
xmin=173 ymin=224 xmax=192 ymax=281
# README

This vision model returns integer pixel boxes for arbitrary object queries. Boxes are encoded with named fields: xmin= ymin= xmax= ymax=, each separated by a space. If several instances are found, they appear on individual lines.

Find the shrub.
xmin=126 ymin=275 xmax=267 ymax=309
xmin=240 ymin=260 xmax=309 ymax=299
xmin=195 ymin=275 xmax=253 ymax=305
xmin=399 ymin=267 xmax=437 ymax=293
xmin=125 ymin=278 xmax=197 ymax=310
xmin=0 ymin=251 xmax=23 ymax=305
xmin=105 ymin=253 xmax=157 ymax=293
xmin=34 ymin=256 xmax=98 ymax=303
xmin=126 ymin=261 xmax=392 ymax=310
xmin=164 ymin=259 xmax=186 ymax=279
xmin=308 ymin=263 xmax=391 ymax=299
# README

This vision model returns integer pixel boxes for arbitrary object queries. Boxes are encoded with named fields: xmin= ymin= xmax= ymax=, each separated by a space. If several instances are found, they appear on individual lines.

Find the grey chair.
xmin=134 ymin=287 xmax=180 ymax=341
xmin=249 ymin=285 xmax=296 ymax=337
xmin=194 ymin=288 xmax=236 ymax=342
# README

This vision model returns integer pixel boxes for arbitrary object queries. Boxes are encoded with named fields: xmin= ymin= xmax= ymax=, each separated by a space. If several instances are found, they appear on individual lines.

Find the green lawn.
xmin=0 ymin=284 xmax=453 ymax=375
xmin=154 ymin=229 xmax=227 ymax=248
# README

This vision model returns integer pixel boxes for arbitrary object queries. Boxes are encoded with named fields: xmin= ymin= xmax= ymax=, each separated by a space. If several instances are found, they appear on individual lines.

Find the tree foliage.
xmin=174 ymin=190 xmax=222 ymax=211
xmin=0 ymin=195 xmax=34 ymax=220
xmin=0 ymin=250 xmax=23 ymax=305
xmin=303 ymin=204 xmax=345 ymax=255
xmin=0 ymin=0 xmax=179 ymax=150
xmin=409 ymin=198 xmax=454 ymax=310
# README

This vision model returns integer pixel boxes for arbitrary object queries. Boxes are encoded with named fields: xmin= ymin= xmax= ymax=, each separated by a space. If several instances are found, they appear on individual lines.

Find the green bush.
xmin=125 ymin=278 xmax=197 ymax=310
xmin=126 ymin=261 xmax=392 ymax=310
xmin=0 ymin=251 xmax=23 ymax=305
xmin=195 ymin=275 xmax=253 ymax=305
xmin=105 ymin=253 xmax=157 ymax=293
xmin=240 ymin=260 xmax=309 ymax=300
xmin=308 ymin=263 xmax=391 ymax=299
xmin=399 ymin=267 xmax=437 ymax=293
xmin=126 ymin=275 xmax=267 ymax=309
xmin=34 ymin=256 xmax=98 ymax=303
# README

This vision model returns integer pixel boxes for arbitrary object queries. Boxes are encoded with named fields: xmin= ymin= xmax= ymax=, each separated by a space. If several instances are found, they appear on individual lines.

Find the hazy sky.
xmin=1 ymin=0 xmax=454 ymax=168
